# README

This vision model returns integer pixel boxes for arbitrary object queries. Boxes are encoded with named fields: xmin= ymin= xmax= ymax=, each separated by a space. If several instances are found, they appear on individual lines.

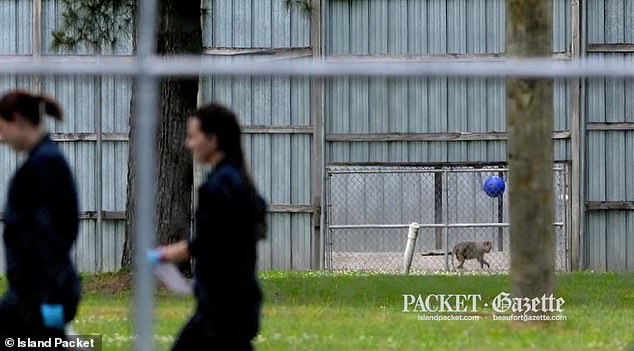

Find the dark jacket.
xmin=188 ymin=158 xmax=263 ymax=338
xmin=2 ymin=134 xmax=80 ymax=321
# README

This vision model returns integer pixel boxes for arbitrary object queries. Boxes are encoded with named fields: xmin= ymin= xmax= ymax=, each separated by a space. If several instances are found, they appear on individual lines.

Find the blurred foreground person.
xmin=0 ymin=90 xmax=81 ymax=350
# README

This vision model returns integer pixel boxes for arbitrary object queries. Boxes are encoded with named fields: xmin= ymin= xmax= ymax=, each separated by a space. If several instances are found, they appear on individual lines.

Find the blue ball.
xmin=483 ymin=176 xmax=505 ymax=198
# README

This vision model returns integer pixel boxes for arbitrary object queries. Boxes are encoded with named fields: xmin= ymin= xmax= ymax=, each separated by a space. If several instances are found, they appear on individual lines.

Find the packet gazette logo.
xmin=402 ymin=292 xmax=566 ymax=320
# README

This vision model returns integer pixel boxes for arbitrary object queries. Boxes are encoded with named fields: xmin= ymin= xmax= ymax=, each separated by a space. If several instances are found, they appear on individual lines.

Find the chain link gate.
xmin=324 ymin=163 xmax=570 ymax=273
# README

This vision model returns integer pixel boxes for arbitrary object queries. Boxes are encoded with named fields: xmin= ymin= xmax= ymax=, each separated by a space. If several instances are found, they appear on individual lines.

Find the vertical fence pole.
xmin=497 ymin=170 xmax=504 ymax=251
xmin=402 ymin=223 xmax=420 ymax=274
xmin=134 ymin=0 xmax=158 ymax=350
xmin=443 ymin=170 xmax=449 ymax=271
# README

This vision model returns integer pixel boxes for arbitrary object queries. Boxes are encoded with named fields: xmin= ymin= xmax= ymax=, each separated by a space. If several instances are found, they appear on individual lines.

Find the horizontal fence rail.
xmin=1 ymin=56 xmax=634 ymax=78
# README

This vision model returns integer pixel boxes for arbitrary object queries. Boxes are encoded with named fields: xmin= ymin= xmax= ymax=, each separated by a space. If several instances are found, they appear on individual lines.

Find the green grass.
xmin=1 ymin=271 xmax=634 ymax=350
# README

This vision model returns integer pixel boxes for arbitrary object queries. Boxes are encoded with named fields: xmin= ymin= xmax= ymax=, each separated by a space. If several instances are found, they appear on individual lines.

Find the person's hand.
xmin=40 ymin=304 xmax=65 ymax=330
xmin=147 ymin=247 xmax=165 ymax=267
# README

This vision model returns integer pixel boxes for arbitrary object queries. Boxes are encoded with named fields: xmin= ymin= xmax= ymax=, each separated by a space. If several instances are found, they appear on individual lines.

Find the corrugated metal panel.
xmin=587 ymin=0 xmax=634 ymax=43
xmin=101 ymin=77 xmax=132 ymax=133
xmin=582 ymin=208 xmax=621 ymax=273
xmin=201 ymin=71 xmax=311 ymax=127
xmin=242 ymin=134 xmax=311 ymax=205
xmin=0 ymin=0 xmax=32 ymax=55
xmin=586 ymin=131 xmax=606 ymax=201
xmin=582 ymin=41 xmax=634 ymax=268
xmin=256 ymin=213 xmax=311 ymax=270
xmin=628 ymin=211 xmax=634 ymax=270
xmin=325 ymin=77 xmax=572 ymax=163
xmin=627 ymin=132 xmax=634 ymax=201
xmin=328 ymin=0 xmax=507 ymax=55
xmin=73 ymin=220 xmax=97 ymax=272
xmin=553 ymin=0 xmax=570 ymax=53
xmin=202 ymin=0 xmax=310 ymax=48
xmin=587 ymin=0 xmax=605 ymax=43
xmin=100 ymin=221 xmax=125 ymax=272
xmin=585 ymin=213 xmax=607 ymax=271
xmin=606 ymin=211 xmax=627 ymax=271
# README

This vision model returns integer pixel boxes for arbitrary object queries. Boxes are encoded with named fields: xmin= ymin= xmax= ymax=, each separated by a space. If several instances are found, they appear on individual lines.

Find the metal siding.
xmin=627 ymin=132 xmax=634 ymax=201
xmin=553 ymin=0 xmax=570 ymax=53
xmin=271 ymin=0 xmax=290 ymax=47
xmin=606 ymin=132 xmax=626 ymax=201
xmin=0 ymin=0 xmax=31 ymax=55
xmin=328 ymin=78 xmax=350 ymax=160
xmin=628 ymin=1 xmax=634 ymax=43
xmin=201 ymin=74 xmax=310 ymax=127
xmin=587 ymin=0 xmax=605 ymax=43
xmin=291 ymin=135 xmax=311 ymax=205
xmin=203 ymin=0 xmax=309 ymax=48
xmin=554 ymin=80 xmax=569 ymax=131
xmin=628 ymin=212 xmax=634 ymax=271
xmin=101 ymin=220 xmax=125 ymax=272
xmin=607 ymin=77 xmax=626 ymax=124
xmin=41 ymin=0 xmax=60 ymax=54
xmin=257 ymin=214 xmax=273 ymax=271
xmin=328 ymin=0 xmax=507 ymax=55
xmin=271 ymin=213 xmax=291 ymax=270
xmin=326 ymin=77 xmax=524 ymax=163
xmin=487 ymin=0 xmax=505 ymax=52
xmin=291 ymin=213 xmax=312 ymax=269
xmin=105 ymin=77 xmax=132 ymax=133
xmin=253 ymin=0 xmax=272 ymax=48
xmin=554 ymin=139 xmax=569 ymax=162
xmin=101 ymin=142 xmax=127 ymax=212
xmin=428 ymin=78 xmax=448 ymax=160
xmin=291 ymin=77 xmax=310 ymax=125
xmin=41 ymin=77 xmax=98 ymax=133
xmin=586 ymin=213 xmax=607 ymax=271
xmin=605 ymin=0 xmax=624 ymax=43
xmin=586 ymin=131 xmax=606 ymax=202
xmin=606 ymin=211 xmax=627 ymax=271
xmin=74 ymin=220 xmax=97 ymax=272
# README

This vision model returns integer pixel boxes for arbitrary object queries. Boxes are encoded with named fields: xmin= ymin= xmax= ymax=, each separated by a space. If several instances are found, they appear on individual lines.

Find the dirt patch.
xmin=81 ymin=272 xmax=134 ymax=295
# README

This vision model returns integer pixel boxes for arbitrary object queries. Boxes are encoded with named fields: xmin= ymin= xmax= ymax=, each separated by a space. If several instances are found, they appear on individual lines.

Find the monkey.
xmin=451 ymin=240 xmax=492 ymax=270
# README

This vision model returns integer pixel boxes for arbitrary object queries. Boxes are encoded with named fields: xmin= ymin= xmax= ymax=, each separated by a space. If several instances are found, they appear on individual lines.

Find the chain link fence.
xmin=325 ymin=163 xmax=569 ymax=273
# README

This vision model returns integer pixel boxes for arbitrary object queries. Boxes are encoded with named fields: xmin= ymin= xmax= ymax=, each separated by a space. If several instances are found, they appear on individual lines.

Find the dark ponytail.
xmin=0 ymin=90 xmax=63 ymax=124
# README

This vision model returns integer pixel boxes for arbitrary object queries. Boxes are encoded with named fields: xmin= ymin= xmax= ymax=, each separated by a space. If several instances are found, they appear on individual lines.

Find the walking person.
xmin=148 ymin=102 xmax=267 ymax=351
xmin=0 ymin=90 xmax=82 ymax=350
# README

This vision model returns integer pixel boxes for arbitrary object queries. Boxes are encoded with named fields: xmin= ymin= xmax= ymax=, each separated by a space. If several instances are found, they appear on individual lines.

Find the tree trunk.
xmin=507 ymin=0 xmax=555 ymax=309
xmin=121 ymin=0 xmax=202 ymax=273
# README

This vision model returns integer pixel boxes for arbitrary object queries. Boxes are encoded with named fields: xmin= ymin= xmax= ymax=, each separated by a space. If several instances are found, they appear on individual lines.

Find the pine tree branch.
xmin=51 ymin=0 xmax=134 ymax=52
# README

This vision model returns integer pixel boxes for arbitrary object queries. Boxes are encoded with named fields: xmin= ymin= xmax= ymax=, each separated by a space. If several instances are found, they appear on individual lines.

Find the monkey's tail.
xmin=450 ymin=249 xmax=455 ymax=271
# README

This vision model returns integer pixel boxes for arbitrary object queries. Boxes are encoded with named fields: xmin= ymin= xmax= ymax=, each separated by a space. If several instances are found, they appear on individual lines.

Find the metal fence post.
xmin=443 ymin=170 xmax=449 ymax=271
xmin=134 ymin=0 xmax=158 ymax=350
xmin=402 ymin=222 xmax=420 ymax=274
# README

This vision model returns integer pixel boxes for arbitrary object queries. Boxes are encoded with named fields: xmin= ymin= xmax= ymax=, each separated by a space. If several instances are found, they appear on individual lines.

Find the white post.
xmin=402 ymin=223 xmax=421 ymax=274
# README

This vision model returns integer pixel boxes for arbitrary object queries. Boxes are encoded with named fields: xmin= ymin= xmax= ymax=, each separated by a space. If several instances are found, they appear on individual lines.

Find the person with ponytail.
xmin=148 ymin=102 xmax=267 ymax=351
xmin=0 ymin=90 xmax=81 ymax=348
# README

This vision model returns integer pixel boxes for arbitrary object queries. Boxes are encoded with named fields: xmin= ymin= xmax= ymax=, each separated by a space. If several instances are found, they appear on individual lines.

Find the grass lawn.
xmin=1 ymin=271 xmax=634 ymax=350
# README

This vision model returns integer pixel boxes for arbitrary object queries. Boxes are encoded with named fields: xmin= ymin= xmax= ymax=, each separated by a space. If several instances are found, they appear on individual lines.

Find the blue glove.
xmin=147 ymin=248 xmax=164 ymax=268
xmin=41 ymin=304 xmax=65 ymax=330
